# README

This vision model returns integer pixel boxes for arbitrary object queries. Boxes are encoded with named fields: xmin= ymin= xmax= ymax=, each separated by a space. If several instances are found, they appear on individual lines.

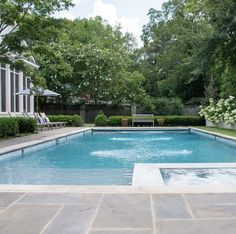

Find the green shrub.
xmin=0 ymin=118 xmax=19 ymax=138
xmin=71 ymin=115 xmax=83 ymax=127
xmin=15 ymin=117 xmax=37 ymax=133
xmin=155 ymin=115 xmax=205 ymax=126
xmin=95 ymin=113 xmax=108 ymax=126
xmin=107 ymin=116 xmax=123 ymax=126
xmin=106 ymin=115 xmax=205 ymax=127
xmin=48 ymin=115 xmax=83 ymax=127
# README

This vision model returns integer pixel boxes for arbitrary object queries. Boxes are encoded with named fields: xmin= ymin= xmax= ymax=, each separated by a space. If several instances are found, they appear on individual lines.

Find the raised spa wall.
xmin=206 ymin=120 xmax=236 ymax=130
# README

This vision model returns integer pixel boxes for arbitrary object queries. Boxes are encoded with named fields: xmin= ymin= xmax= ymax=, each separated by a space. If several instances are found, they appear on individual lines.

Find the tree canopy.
xmin=1 ymin=0 xmax=236 ymax=113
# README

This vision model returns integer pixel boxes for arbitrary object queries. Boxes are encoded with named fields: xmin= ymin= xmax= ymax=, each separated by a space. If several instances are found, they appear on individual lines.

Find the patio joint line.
xmin=150 ymin=194 xmax=156 ymax=234
xmin=16 ymin=202 xmax=101 ymax=206
xmin=40 ymin=204 xmax=64 ymax=234
xmin=152 ymin=217 xmax=236 ymax=221
xmin=0 ymin=193 xmax=27 ymax=215
xmin=90 ymin=228 xmax=152 ymax=231
xmin=86 ymin=193 xmax=104 ymax=234
xmin=181 ymin=194 xmax=195 ymax=219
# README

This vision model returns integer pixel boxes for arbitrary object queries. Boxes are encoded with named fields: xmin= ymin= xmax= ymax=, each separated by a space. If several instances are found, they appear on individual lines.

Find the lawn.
xmin=196 ymin=126 xmax=236 ymax=138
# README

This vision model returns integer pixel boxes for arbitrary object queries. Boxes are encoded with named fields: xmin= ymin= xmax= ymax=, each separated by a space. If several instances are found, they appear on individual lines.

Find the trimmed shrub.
xmin=155 ymin=116 xmax=205 ymax=126
xmin=95 ymin=113 xmax=108 ymax=126
xmin=72 ymin=114 xmax=83 ymax=127
xmin=48 ymin=115 xmax=83 ymax=127
xmin=107 ymin=115 xmax=205 ymax=127
xmin=107 ymin=116 xmax=123 ymax=126
xmin=0 ymin=118 xmax=19 ymax=138
xmin=15 ymin=117 xmax=37 ymax=133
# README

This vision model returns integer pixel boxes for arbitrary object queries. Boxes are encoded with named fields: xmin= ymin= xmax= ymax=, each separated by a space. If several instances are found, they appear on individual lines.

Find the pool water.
xmin=161 ymin=168 xmax=236 ymax=186
xmin=0 ymin=130 xmax=236 ymax=185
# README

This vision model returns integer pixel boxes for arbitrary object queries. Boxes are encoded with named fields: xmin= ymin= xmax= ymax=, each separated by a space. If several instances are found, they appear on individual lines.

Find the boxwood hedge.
xmin=48 ymin=114 xmax=83 ymax=127
xmin=106 ymin=115 xmax=205 ymax=127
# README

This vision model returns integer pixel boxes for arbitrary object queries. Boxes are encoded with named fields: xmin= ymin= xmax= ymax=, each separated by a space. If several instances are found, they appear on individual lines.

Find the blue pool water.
xmin=0 ymin=130 xmax=236 ymax=185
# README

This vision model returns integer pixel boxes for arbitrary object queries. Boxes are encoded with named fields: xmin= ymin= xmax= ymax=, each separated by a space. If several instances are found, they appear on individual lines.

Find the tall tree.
xmin=0 ymin=0 xmax=73 ymax=60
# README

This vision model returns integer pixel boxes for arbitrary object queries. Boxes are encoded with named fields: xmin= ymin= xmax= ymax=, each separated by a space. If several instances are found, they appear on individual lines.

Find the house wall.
xmin=0 ymin=63 xmax=34 ymax=114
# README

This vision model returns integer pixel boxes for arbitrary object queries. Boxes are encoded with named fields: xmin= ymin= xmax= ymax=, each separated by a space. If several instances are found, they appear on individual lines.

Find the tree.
xmin=0 ymin=0 xmax=73 ymax=60
xmin=140 ymin=0 xmax=212 ymax=104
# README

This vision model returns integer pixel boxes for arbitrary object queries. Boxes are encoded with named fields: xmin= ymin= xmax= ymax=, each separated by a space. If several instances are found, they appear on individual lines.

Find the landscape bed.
xmin=0 ymin=128 xmax=236 ymax=186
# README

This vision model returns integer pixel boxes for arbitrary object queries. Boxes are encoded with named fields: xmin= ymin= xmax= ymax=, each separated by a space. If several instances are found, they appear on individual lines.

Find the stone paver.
xmin=18 ymin=193 xmax=101 ymax=205
xmin=0 ymin=204 xmax=60 ymax=234
xmin=156 ymin=219 xmax=236 ymax=234
xmin=0 ymin=127 xmax=87 ymax=149
xmin=43 ymin=205 xmax=97 ymax=234
xmin=0 ymin=192 xmax=235 ymax=233
xmin=184 ymin=193 xmax=236 ymax=205
xmin=0 ymin=193 xmax=24 ymax=209
xmin=92 ymin=194 xmax=152 ymax=229
xmin=190 ymin=204 xmax=236 ymax=218
xmin=153 ymin=194 xmax=192 ymax=219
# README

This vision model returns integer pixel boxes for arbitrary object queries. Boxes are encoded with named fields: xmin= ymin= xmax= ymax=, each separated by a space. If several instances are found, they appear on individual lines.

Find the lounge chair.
xmin=34 ymin=112 xmax=54 ymax=131
xmin=40 ymin=113 xmax=66 ymax=128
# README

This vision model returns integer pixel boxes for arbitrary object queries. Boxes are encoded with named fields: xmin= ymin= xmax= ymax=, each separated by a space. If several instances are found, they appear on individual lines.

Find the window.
xmin=23 ymin=77 xmax=31 ymax=112
xmin=0 ymin=64 xmax=6 ymax=112
xmin=23 ymin=77 xmax=26 ymax=112
xmin=27 ymin=78 xmax=31 ymax=112
xmin=10 ymin=68 xmax=20 ymax=112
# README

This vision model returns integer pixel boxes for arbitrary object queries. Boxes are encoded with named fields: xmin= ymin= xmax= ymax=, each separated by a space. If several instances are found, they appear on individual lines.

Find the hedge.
xmin=48 ymin=114 xmax=83 ymax=127
xmin=154 ymin=116 xmax=205 ymax=126
xmin=15 ymin=117 xmax=37 ymax=133
xmin=106 ymin=115 xmax=205 ymax=126
xmin=0 ymin=118 xmax=19 ymax=138
xmin=95 ymin=113 xmax=108 ymax=126
xmin=0 ymin=117 xmax=37 ymax=138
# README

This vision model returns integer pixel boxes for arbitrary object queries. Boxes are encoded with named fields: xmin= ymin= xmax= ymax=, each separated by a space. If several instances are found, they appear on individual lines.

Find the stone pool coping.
xmin=0 ymin=126 xmax=236 ymax=194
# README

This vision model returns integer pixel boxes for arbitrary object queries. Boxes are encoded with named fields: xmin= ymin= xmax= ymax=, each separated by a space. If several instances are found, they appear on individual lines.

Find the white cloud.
xmin=58 ymin=11 xmax=76 ymax=20
xmin=90 ymin=0 xmax=142 ymax=44
xmin=90 ymin=0 xmax=118 ymax=25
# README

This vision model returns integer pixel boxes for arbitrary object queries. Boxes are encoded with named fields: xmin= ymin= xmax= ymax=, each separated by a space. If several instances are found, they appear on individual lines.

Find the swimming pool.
xmin=0 ymin=129 xmax=236 ymax=185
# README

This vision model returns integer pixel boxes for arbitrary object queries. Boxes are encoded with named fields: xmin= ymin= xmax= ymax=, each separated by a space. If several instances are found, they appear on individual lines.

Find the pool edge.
xmin=0 ymin=126 xmax=236 ymax=193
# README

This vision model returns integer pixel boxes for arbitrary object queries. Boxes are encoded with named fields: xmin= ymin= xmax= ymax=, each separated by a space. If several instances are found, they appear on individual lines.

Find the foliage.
xmin=72 ymin=115 xmax=83 ymax=127
xmin=95 ymin=113 xmax=108 ymax=126
xmin=106 ymin=115 xmax=204 ymax=126
xmin=199 ymin=96 xmax=236 ymax=125
xmin=107 ymin=116 xmax=123 ymax=126
xmin=152 ymin=97 xmax=184 ymax=115
xmin=15 ymin=117 xmax=37 ymax=133
xmin=138 ymin=0 xmax=236 ymax=104
xmin=156 ymin=116 xmax=205 ymax=126
xmin=0 ymin=0 xmax=73 ymax=60
xmin=22 ymin=17 xmax=149 ymax=106
xmin=0 ymin=118 xmax=19 ymax=138
xmin=2 ymin=0 xmax=236 ymax=109
xmin=48 ymin=115 xmax=83 ymax=127
xmin=157 ymin=118 xmax=165 ymax=126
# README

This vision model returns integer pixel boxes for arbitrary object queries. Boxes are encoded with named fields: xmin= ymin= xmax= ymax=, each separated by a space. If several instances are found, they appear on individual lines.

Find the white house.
xmin=0 ymin=61 xmax=37 ymax=115
xmin=0 ymin=27 xmax=38 ymax=115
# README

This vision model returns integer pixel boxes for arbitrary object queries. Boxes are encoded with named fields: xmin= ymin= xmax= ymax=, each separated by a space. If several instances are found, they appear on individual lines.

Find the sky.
xmin=56 ymin=0 xmax=166 ymax=44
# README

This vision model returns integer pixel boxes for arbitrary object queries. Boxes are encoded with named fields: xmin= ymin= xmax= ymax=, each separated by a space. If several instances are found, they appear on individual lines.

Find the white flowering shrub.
xmin=199 ymin=96 xmax=236 ymax=125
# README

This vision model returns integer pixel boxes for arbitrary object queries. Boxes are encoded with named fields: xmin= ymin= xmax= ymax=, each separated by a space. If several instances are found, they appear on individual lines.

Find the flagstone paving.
xmin=0 ymin=192 xmax=236 ymax=234
xmin=0 ymin=127 xmax=88 ymax=149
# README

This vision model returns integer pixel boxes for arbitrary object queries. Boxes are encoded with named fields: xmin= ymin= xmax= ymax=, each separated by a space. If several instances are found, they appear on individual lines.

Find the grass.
xmin=196 ymin=126 xmax=236 ymax=137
